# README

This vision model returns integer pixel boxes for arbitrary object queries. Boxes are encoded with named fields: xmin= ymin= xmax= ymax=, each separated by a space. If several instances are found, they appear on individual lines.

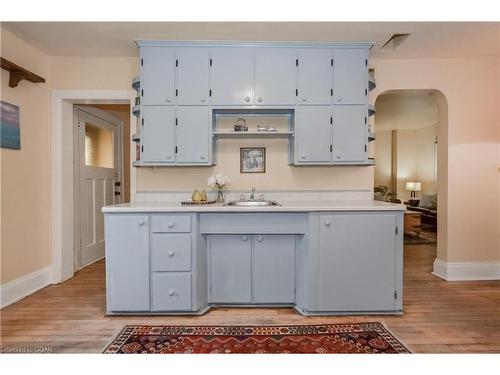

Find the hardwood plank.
xmin=1 ymin=243 xmax=500 ymax=353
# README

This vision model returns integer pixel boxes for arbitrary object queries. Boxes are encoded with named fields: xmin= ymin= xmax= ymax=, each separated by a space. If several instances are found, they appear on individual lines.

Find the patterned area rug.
xmin=103 ymin=323 xmax=410 ymax=354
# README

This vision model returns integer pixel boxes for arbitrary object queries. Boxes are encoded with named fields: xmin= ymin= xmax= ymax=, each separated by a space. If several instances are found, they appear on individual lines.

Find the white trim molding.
xmin=0 ymin=266 xmax=53 ymax=308
xmin=433 ymin=258 xmax=500 ymax=281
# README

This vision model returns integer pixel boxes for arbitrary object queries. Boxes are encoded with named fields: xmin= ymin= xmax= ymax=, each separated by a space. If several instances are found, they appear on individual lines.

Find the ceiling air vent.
xmin=380 ymin=33 xmax=410 ymax=51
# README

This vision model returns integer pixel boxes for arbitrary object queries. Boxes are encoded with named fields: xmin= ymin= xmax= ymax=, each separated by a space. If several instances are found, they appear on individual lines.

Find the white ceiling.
xmin=2 ymin=22 xmax=500 ymax=59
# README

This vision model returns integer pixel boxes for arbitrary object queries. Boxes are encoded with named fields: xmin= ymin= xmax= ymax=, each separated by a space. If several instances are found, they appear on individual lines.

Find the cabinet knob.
xmin=166 ymin=156 xmax=172 ymax=160
xmin=242 ymin=236 xmax=248 ymax=242
xmin=245 ymin=96 xmax=251 ymax=102
xmin=166 ymin=98 xmax=172 ymax=103
xmin=168 ymin=290 xmax=175 ymax=296
xmin=168 ymin=250 xmax=175 ymax=257
xmin=256 ymin=235 xmax=263 ymax=242
xmin=325 ymin=220 xmax=331 ymax=226
xmin=200 ymin=156 xmax=206 ymax=160
xmin=335 ymin=153 xmax=342 ymax=159
xmin=138 ymin=220 xmax=146 ymax=226
xmin=168 ymin=222 xmax=175 ymax=228
xmin=300 ymin=154 xmax=307 ymax=159
xmin=257 ymin=97 xmax=263 ymax=102
xmin=336 ymin=97 xmax=343 ymax=102
xmin=201 ymin=98 xmax=206 ymax=102
xmin=301 ymin=97 xmax=307 ymax=102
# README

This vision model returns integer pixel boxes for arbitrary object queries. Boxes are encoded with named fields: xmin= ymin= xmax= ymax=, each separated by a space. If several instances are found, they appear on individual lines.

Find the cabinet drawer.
xmin=152 ymin=273 xmax=192 ymax=311
xmin=151 ymin=215 xmax=191 ymax=233
xmin=152 ymin=234 xmax=192 ymax=271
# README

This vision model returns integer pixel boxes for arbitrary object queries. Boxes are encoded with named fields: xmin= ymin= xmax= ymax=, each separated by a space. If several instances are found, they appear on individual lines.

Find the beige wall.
xmin=374 ymin=130 xmax=392 ymax=188
xmin=1 ymin=27 xmax=51 ymax=283
xmin=1 ymin=26 xmax=499 ymax=286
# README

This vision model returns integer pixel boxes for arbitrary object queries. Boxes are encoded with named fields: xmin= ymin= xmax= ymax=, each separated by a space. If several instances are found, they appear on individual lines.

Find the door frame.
xmin=73 ymin=105 xmax=123 ymax=272
xmin=51 ymin=90 xmax=136 ymax=284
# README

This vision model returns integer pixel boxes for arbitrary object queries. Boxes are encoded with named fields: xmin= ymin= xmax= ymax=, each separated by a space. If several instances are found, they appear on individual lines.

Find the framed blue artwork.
xmin=1 ymin=101 xmax=20 ymax=150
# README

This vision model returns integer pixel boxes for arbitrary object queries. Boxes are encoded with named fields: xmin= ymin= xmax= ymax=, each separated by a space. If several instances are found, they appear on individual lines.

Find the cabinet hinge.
xmin=175 ymin=89 xmax=178 ymax=97
xmin=331 ymin=58 xmax=333 ymax=67
xmin=296 ymin=59 xmax=298 ymax=67
xmin=141 ymin=58 xmax=143 ymax=66
xmin=365 ymin=59 xmax=368 ymax=66
xmin=330 ymin=89 xmax=333 ymax=96
xmin=395 ymin=226 xmax=399 ymax=235
xmin=364 ymin=144 xmax=367 ymax=152
xmin=365 ymin=88 xmax=368 ymax=96
xmin=209 ymin=89 xmax=212 ymax=97
xmin=141 ymin=118 xmax=144 ymax=126
xmin=330 ymin=145 xmax=333 ymax=152
xmin=330 ymin=117 xmax=333 ymax=125
xmin=141 ymin=145 xmax=144 ymax=152
xmin=209 ymin=58 xmax=212 ymax=67
xmin=175 ymin=118 xmax=178 ymax=126
xmin=365 ymin=116 xmax=367 ymax=124
xmin=394 ymin=290 xmax=398 ymax=299
xmin=295 ymin=89 xmax=298 ymax=97
xmin=175 ymin=59 xmax=178 ymax=67
xmin=141 ymin=89 xmax=143 ymax=97
xmin=175 ymin=146 xmax=178 ymax=154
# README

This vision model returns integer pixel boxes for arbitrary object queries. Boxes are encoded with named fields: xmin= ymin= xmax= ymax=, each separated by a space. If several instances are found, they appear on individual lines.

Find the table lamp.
xmin=405 ymin=182 xmax=421 ymax=206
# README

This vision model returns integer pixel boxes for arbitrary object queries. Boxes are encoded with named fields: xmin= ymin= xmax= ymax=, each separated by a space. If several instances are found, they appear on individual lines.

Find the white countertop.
xmin=102 ymin=200 xmax=405 ymax=213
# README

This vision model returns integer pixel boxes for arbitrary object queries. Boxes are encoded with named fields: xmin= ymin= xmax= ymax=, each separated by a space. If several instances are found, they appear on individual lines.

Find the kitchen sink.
xmin=224 ymin=200 xmax=281 ymax=207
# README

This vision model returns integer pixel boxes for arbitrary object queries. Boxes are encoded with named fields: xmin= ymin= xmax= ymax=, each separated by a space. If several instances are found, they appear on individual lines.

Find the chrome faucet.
xmin=249 ymin=188 xmax=256 ymax=201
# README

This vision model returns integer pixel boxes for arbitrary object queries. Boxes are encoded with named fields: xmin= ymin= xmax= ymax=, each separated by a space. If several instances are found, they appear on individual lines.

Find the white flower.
xmin=207 ymin=176 xmax=216 ymax=186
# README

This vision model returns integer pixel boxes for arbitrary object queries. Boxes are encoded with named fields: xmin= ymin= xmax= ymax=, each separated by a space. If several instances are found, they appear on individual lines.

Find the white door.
xmin=254 ymin=48 xmax=297 ymax=105
xmin=75 ymin=106 xmax=122 ymax=270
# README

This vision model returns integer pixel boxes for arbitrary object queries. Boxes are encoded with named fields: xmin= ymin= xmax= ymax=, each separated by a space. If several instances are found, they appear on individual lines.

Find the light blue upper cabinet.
xmin=176 ymin=106 xmax=210 ymax=164
xmin=332 ymin=106 xmax=367 ymax=163
xmin=210 ymin=48 xmax=254 ymax=105
xmin=295 ymin=106 xmax=332 ymax=163
xmin=298 ymin=49 xmax=333 ymax=105
xmin=254 ymin=48 xmax=297 ymax=105
xmin=333 ymin=48 xmax=368 ymax=105
xmin=141 ymin=106 xmax=176 ymax=162
xmin=176 ymin=48 xmax=210 ymax=105
xmin=141 ymin=47 xmax=175 ymax=105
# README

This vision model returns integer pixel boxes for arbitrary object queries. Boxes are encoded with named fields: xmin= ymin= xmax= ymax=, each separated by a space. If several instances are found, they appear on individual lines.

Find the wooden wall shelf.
xmin=1 ymin=57 xmax=46 ymax=88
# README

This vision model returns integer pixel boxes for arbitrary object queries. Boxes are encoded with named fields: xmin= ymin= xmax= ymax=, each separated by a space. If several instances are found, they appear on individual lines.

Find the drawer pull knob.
xmin=256 ymin=235 xmax=263 ymax=242
xmin=168 ymin=290 xmax=175 ymax=296
xmin=242 ymin=236 xmax=248 ymax=241
xmin=168 ymin=250 xmax=175 ymax=257
xmin=245 ymin=96 xmax=251 ymax=102
xmin=167 ymin=222 xmax=175 ymax=228
xmin=257 ymin=97 xmax=263 ymax=102
xmin=325 ymin=220 xmax=331 ymax=226
xmin=138 ymin=220 xmax=145 ymax=226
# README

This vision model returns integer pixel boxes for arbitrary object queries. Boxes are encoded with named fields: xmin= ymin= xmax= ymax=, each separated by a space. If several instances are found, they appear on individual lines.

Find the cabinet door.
xmin=176 ymin=48 xmax=210 ymax=105
xmin=210 ymin=48 xmax=253 ymax=105
xmin=141 ymin=106 xmax=175 ymax=163
xmin=318 ymin=213 xmax=396 ymax=311
xmin=209 ymin=235 xmax=251 ymax=303
xmin=298 ymin=49 xmax=333 ymax=105
xmin=106 ymin=215 xmax=149 ymax=311
xmin=332 ymin=105 xmax=367 ymax=162
xmin=253 ymin=235 xmax=295 ymax=303
xmin=176 ymin=106 xmax=210 ymax=164
xmin=141 ymin=47 xmax=175 ymax=105
xmin=295 ymin=106 xmax=332 ymax=163
xmin=333 ymin=48 xmax=368 ymax=105
xmin=254 ymin=48 xmax=297 ymax=105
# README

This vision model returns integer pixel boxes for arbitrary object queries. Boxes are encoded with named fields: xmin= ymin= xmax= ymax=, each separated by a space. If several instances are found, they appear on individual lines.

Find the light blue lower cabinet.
xmin=152 ymin=273 xmax=192 ymax=311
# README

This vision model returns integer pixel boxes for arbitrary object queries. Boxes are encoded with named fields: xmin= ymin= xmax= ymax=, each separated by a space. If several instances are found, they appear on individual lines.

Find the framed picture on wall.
xmin=240 ymin=147 xmax=266 ymax=173
xmin=0 ymin=101 xmax=20 ymax=150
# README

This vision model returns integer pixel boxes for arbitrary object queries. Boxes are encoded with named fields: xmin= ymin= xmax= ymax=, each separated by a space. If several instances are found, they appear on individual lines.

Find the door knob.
xmin=245 ymin=96 xmax=251 ymax=102
xmin=256 ymin=235 xmax=263 ymax=242
xmin=168 ymin=250 xmax=175 ymax=257
xmin=242 ymin=236 xmax=248 ymax=241
xmin=325 ymin=220 xmax=331 ymax=226
xmin=168 ymin=222 xmax=175 ymax=228
xmin=168 ymin=290 xmax=175 ymax=296
xmin=257 ymin=97 xmax=263 ymax=102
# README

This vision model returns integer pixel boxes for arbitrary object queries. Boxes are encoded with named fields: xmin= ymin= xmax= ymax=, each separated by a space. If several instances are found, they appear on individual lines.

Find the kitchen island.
xmin=103 ymin=199 xmax=405 ymax=316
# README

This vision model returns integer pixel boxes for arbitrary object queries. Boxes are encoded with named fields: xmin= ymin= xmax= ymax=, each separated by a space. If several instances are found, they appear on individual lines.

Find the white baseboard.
xmin=0 ymin=266 xmax=53 ymax=308
xmin=433 ymin=258 xmax=500 ymax=281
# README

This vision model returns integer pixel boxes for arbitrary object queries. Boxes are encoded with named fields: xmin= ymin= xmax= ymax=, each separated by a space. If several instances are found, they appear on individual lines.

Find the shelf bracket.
xmin=1 ymin=57 xmax=46 ymax=88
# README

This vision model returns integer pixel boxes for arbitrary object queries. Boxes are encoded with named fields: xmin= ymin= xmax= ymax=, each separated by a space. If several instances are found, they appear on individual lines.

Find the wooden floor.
xmin=1 ymin=243 xmax=500 ymax=353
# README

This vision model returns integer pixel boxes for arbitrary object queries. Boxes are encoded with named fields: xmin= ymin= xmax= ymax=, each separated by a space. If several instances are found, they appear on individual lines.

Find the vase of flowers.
xmin=208 ymin=174 xmax=230 ymax=203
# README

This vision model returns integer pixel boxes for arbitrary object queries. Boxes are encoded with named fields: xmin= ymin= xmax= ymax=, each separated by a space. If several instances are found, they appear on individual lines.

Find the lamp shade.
xmin=405 ymin=182 xmax=421 ymax=192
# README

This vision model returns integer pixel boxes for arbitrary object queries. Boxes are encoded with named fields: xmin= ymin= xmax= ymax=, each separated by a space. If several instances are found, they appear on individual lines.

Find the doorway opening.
xmin=73 ymin=105 xmax=131 ymax=271
xmin=373 ymin=89 xmax=447 ymax=274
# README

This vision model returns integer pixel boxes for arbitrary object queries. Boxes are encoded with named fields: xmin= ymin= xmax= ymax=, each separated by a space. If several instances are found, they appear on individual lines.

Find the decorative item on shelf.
xmin=257 ymin=124 xmax=278 ymax=132
xmin=201 ymin=189 xmax=207 ymax=201
xmin=136 ymin=144 xmax=141 ymax=161
xmin=208 ymin=174 xmax=230 ymax=203
xmin=234 ymin=118 xmax=248 ymax=132
xmin=240 ymin=147 xmax=266 ymax=173
xmin=405 ymin=181 xmax=421 ymax=206
xmin=191 ymin=189 xmax=203 ymax=202
xmin=135 ymin=96 xmax=140 ymax=105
